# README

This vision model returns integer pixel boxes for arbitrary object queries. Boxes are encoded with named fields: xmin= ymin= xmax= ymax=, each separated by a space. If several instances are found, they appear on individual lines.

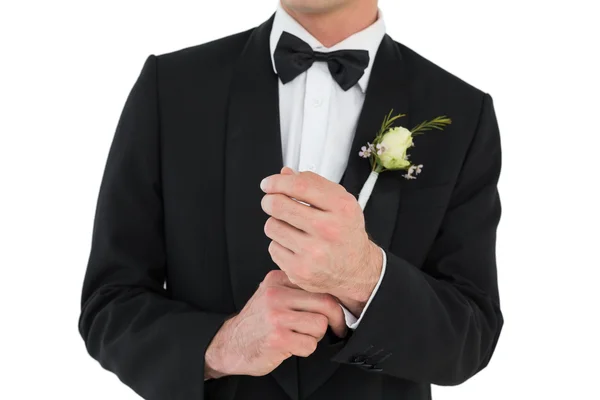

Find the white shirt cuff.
xmin=339 ymin=247 xmax=387 ymax=329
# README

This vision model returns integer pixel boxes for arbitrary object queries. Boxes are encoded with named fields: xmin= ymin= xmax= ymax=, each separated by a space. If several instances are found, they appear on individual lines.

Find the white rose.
xmin=378 ymin=126 xmax=413 ymax=170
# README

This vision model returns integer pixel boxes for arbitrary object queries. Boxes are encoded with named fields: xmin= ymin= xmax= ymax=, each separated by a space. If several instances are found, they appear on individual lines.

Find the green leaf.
xmin=411 ymin=115 xmax=452 ymax=134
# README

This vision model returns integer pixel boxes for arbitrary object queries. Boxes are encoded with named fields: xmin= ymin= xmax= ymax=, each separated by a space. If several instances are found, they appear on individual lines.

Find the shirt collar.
xmin=269 ymin=3 xmax=386 ymax=93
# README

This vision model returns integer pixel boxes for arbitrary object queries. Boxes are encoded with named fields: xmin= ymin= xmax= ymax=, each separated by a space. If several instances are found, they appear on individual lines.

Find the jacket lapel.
xmin=341 ymin=34 xmax=410 ymax=250
xmin=299 ymin=34 xmax=411 ymax=399
xmin=224 ymin=14 xmax=299 ymax=400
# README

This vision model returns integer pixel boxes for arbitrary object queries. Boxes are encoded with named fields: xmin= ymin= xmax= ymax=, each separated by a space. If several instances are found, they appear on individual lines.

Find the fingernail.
xmin=260 ymin=177 xmax=268 ymax=192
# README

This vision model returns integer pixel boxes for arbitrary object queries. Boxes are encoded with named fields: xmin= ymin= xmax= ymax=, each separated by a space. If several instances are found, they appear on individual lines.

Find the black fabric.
xmin=274 ymin=31 xmax=370 ymax=91
xmin=79 ymin=13 xmax=503 ymax=400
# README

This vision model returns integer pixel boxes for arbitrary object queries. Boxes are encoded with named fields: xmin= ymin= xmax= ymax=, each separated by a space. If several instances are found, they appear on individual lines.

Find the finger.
xmin=278 ymin=311 xmax=329 ymax=340
xmin=260 ymin=172 xmax=343 ymax=211
xmin=280 ymin=166 xmax=297 ymax=175
xmin=280 ymin=168 xmax=304 ymax=208
xmin=283 ymin=330 xmax=318 ymax=358
xmin=264 ymin=217 xmax=308 ymax=254
xmin=268 ymin=240 xmax=295 ymax=275
xmin=261 ymin=193 xmax=322 ymax=233
xmin=281 ymin=289 xmax=347 ymax=338
xmin=261 ymin=269 xmax=301 ymax=289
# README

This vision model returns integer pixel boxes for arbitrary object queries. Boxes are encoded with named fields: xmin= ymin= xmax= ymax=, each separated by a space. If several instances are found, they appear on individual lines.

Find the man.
xmin=79 ymin=0 xmax=503 ymax=399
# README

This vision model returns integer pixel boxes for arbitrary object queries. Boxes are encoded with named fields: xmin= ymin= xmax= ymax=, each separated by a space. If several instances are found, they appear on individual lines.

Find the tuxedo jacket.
xmin=79 ymin=14 xmax=503 ymax=400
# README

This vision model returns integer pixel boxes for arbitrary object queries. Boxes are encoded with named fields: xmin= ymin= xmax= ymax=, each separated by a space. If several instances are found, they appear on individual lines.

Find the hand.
xmin=204 ymin=270 xmax=347 ymax=379
xmin=260 ymin=167 xmax=383 ymax=315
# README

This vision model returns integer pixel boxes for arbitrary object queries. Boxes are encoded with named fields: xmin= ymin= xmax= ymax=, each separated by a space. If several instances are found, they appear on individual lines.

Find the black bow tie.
xmin=274 ymin=31 xmax=370 ymax=91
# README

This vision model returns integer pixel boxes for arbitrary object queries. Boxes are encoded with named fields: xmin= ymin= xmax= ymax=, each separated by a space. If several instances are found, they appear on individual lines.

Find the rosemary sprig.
xmin=411 ymin=116 xmax=452 ymax=135
xmin=377 ymin=109 xmax=406 ymax=140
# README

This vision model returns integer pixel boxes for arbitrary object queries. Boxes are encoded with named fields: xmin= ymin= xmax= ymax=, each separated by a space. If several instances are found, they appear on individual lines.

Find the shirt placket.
xmin=298 ymin=61 xmax=332 ymax=175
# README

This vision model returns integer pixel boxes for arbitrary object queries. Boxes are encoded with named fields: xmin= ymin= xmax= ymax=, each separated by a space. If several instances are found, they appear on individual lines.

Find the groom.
xmin=79 ymin=1 xmax=503 ymax=399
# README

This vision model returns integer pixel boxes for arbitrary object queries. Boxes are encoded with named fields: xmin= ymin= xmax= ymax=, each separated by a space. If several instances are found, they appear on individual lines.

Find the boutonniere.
xmin=357 ymin=110 xmax=452 ymax=209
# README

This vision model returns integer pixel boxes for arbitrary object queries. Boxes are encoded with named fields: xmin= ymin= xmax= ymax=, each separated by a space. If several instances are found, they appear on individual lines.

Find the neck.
xmin=280 ymin=1 xmax=378 ymax=48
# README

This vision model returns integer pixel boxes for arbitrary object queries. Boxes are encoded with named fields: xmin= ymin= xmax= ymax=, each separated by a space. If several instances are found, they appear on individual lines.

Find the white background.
xmin=1 ymin=0 xmax=599 ymax=399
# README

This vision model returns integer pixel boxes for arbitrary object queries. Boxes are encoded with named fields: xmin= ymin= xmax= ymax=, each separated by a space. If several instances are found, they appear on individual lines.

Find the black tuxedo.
xmin=79 ymin=14 xmax=503 ymax=400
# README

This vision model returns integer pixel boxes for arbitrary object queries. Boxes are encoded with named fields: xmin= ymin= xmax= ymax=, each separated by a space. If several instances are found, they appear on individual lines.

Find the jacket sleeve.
xmin=78 ymin=55 xmax=230 ymax=399
xmin=331 ymin=93 xmax=504 ymax=386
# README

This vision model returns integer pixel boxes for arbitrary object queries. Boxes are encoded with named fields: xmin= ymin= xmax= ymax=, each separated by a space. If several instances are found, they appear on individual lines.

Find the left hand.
xmin=260 ymin=167 xmax=383 ymax=314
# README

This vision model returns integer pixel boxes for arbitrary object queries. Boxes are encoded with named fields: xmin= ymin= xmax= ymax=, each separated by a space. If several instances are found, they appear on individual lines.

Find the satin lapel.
xmin=224 ymin=15 xmax=299 ymax=400
xmin=341 ymin=34 xmax=410 ymax=251
xmin=299 ymin=35 xmax=411 ymax=399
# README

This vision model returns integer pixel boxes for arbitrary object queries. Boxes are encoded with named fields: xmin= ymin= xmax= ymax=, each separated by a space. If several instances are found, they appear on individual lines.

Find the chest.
xmin=278 ymin=63 xmax=366 ymax=183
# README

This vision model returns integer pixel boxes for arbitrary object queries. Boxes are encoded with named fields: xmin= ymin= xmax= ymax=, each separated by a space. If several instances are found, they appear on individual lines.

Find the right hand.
xmin=204 ymin=270 xmax=347 ymax=379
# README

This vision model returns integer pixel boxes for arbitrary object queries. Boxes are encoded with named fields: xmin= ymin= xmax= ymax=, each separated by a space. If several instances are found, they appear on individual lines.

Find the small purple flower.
xmin=359 ymin=145 xmax=371 ymax=158
xmin=376 ymin=143 xmax=387 ymax=155
xmin=359 ymin=142 xmax=376 ymax=158
xmin=403 ymin=166 xmax=416 ymax=180
xmin=402 ymin=164 xmax=424 ymax=180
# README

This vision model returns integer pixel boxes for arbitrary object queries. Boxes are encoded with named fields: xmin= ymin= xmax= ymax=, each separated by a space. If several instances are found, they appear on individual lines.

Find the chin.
xmin=281 ymin=0 xmax=351 ymax=14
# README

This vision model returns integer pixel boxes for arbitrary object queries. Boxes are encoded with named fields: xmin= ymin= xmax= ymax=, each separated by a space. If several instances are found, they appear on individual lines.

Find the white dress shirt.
xmin=269 ymin=3 xmax=387 ymax=329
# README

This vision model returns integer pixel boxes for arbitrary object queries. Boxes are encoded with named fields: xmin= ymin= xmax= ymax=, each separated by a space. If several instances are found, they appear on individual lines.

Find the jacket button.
xmin=350 ymin=354 xmax=368 ymax=364
xmin=377 ymin=352 xmax=392 ymax=364
xmin=360 ymin=363 xmax=382 ymax=372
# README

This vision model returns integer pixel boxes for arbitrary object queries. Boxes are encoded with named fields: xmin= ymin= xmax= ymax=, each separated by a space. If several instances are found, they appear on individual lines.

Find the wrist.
xmin=336 ymin=241 xmax=382 ymax=315
xmin=204 ymin=316 xmax=237 ymax=380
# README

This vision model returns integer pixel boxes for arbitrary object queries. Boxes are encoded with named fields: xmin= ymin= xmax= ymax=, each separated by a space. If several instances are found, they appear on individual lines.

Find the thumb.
xmin=280 ymin=166 xmax=298 ymax=175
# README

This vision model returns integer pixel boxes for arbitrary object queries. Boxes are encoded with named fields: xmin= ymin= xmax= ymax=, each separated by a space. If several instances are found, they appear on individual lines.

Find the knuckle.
xmin=310 ymin=217 xmax=323 ymax=232
xmin=320 ymin=223 xmax=341 ymax=242
xmin=338 ymin=195 xmax=359 ymax=215
xmin=265 ymin=309 xmax=282 ymax=326
xmin=311 ymin=218 xmax=326 ymax=234
xmin=292 ymin=176 xmax=308 ymax=195
xmin=303 ymin=337 xmax=318 ymax=355
xmin=263 ymin=286 xmax=281 ymax=302
xmin=308 ymin=245 xmax=326 ymax=262
xmin=266 ymin=327 xmax=285 ymax=349
xmin=313 ymin=314 xmax=329 ymax=333
xmin=319 ymin=294 xmax=338 ymax=312
xmin=263 ymin=269 xmax=281 ymax=284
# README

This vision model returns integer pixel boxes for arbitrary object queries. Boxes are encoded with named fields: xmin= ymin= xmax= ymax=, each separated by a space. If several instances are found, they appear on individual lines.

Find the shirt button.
xmin=312 ymin=98 xmax=322 ymax=107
